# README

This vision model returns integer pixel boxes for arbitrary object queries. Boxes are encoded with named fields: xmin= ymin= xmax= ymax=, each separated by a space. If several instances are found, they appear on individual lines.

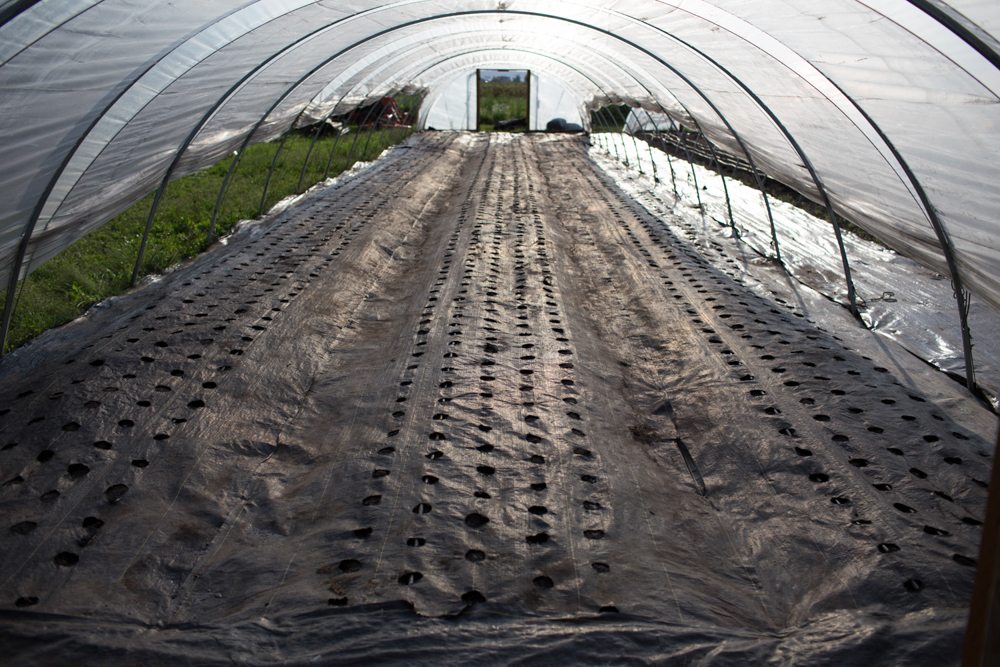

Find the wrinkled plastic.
xmin=0 ymin=134 xmax=995 ymax=664
xmin=592 ymin=134 xmax=1000 ymax=409
xmin=0 ymin=133 xmax=994 ymax=664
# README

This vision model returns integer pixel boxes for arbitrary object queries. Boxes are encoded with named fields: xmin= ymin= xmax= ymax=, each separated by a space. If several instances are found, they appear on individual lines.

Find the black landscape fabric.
xmin=0 ymin=134 xmax=991 ymax=665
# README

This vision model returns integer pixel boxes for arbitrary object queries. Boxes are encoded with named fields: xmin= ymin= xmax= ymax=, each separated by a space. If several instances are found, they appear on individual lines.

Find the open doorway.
xmin=476 ymin=68 xmax=530 ymax=131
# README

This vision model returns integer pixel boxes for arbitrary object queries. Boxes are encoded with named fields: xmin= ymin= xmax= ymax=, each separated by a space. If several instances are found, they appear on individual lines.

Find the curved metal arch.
xmin=628 ymin=2 xmax=992 ymax=335
xmin=36 ymin=4 xmax=503 ymax=247
xmin=632 ymin=0 xmax=986 ymax=395
xmin=610 ymin=10 xmax=860 ymax=313
xmin=11 ymin=0 xmax=990 ymax=267
xmin=327 ymin=0 xmax=996 ymax=328
xmin=263 ymin=47 xmax=600 ymax=211
xmin=0 ymin=2 xmax=340 ymax=350
xmin=906 ymin=0 xmax=1000 ymax=71
xmin=308 ymin=39 xmax=604 ymax=127
xmin=29 ymin=11 xmax=682 ymax=277
xmin=639 ymin=0 xmax=998 ymax=210
xmin=613 ymin=2 xmax=979 ymax=390
xmin=192 ymin=8 xmax=744 ymax=188
xmin=613 ymin=1 xmax=983 ymax=390
xmin=127 ymin=11 xmax=431 ymax=283
xmin=0 ymin=2 xmax=844 ymax=352
xmin=22 ymin=0 xmax=891 ymax=237
xmin=3 ymin=6 xmax=804 ymax=349
xmin=248 ymin=11 xmax=775 ymax=197
xmin=258 ymin=39 xmax=669 ymax=212
xmin=248 ymin=18 xmax=767 ymax=239
xmin=188 ymin=9 xmax=990 ymax=395
xmin=1 ymin=1 xmax=408 ymax=349
xmin=4 ymin=1 xmax=914 ymax=283
xmin=372 ymin=6 xmax=974 ymax=389
xmin=606 ymin=5 xmax=971 ymax=326
xmin=184 ymin=11 xmax=783 ymax=310
xmin=259 ymin=4 xmax=1000 ymax=401
xmin=1 ymin=1 xmax=982 ymax=387
xmin=822 ymin=74 xmax=981 ymax=395
xmin=158 ymin=8 xmax=775 ymax=272
xmin=627 ymin=3 xmax=922 ymax=217
xmin=40 ymin=4 xmax=394 ymax=231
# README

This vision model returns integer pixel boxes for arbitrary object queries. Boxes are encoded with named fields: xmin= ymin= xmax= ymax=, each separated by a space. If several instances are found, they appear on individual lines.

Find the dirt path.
xmin=0 ymin=133 xmax=991 ymax=664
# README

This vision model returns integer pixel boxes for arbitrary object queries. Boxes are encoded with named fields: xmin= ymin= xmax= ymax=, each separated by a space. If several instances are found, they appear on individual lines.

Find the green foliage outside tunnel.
xmin=478 ymin=79 xmax=529 ymax=131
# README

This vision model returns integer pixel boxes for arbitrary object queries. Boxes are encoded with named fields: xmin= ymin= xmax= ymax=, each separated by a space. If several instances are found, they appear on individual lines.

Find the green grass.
xmin=2 ymin=125 xmax=413 ymax=352
xmin=478 ymin=81 xmax=529 ymax=131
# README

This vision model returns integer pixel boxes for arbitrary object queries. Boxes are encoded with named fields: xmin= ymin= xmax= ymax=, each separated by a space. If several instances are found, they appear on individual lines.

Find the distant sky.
xmin=480 ymin=68 xmax=528 ymax=82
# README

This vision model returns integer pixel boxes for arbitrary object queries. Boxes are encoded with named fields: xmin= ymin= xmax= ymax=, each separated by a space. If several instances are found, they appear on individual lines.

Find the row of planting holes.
xmin=576 ymin=153 xmax=984 ymax=593
xmin=3 ymin=138 xmax=452 ymax=608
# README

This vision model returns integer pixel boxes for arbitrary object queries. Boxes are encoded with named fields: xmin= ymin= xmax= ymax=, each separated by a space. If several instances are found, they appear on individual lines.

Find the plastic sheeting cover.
xmin=0 ymin=1 xmax=997 ymax=359
xmin=593 ymin=133 xmax=1000 ymax=408
xmin=0 ymin=133 xmax=994 ymax=664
